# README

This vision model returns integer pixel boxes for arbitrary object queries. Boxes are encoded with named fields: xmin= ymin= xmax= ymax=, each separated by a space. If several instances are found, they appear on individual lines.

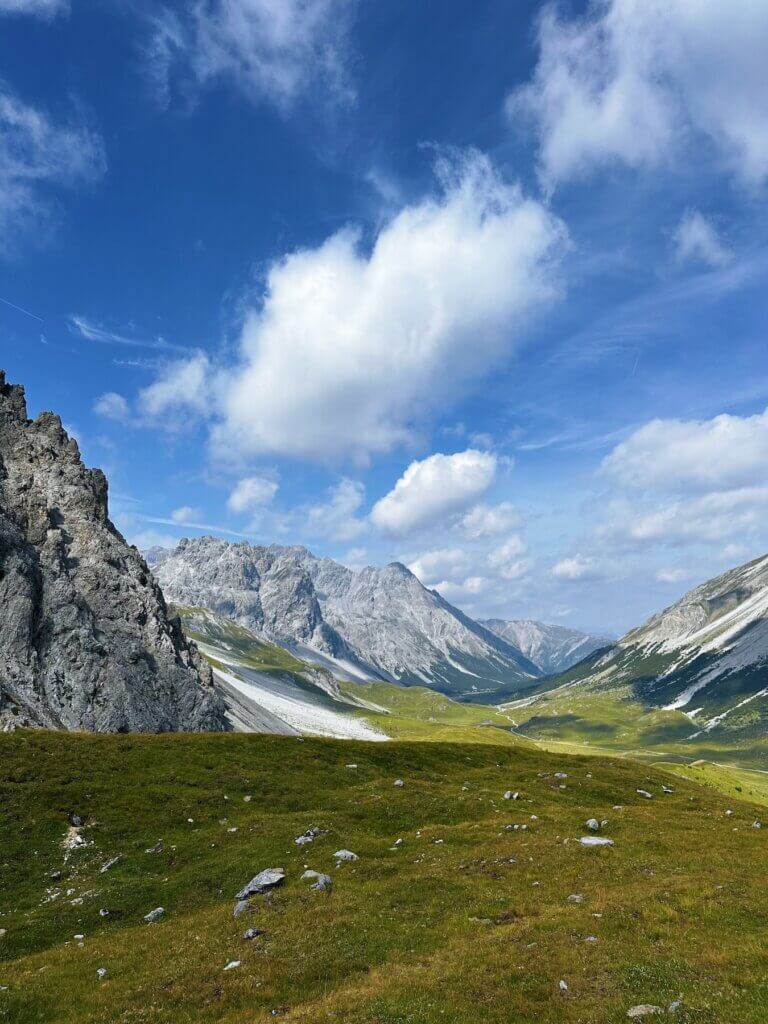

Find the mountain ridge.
xmin=148 ymin=537 xmax=542 ymax=701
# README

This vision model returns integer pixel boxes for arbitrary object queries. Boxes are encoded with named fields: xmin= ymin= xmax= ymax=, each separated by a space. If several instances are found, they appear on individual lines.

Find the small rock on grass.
xmin=96 ymin=968 xmax=108 ymax=980
xmin=586 ymin=818 xmax=600 ymax=831
xmin=244 ymin=928 xmax=266 ymax=940
xmin=223 ymin=961 xmax=241 ymax=971
xmin=144 ymin=907 xmax=165 ymax=924
xmin=579 ymin=836 xmax=614 ymax=847
xmin=233 ymin=900 xmax=250 ymax=918
xmin=334 ymin=850 xmax=359 ymax=864
xmin=636 ymin=790 xmax=653 ymax=799
xmin=301 ymin=870 xmax=332 ymax=891
xmin=394 ymin=779 xmax=405 ymax=787
xmin=626 ymin=1007 xmax=663 ymax=1018
xmin=235 ymin=868 xmax=285 ymax=900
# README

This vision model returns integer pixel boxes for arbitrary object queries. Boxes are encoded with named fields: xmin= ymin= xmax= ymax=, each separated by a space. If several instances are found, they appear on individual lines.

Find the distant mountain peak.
xmin=480 ymin=618 xmax=612 ymax=675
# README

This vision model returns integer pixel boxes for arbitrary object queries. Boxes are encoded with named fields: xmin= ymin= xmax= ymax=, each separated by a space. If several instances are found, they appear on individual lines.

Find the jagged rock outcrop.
xmin=0 ymin=371 xmax=227 ymax=733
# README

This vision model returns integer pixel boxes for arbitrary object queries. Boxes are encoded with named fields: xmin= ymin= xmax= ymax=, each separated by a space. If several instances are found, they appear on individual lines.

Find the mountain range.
xmin=512 ymin=553 xmax=768 ymax=758
xmin=148 ymin=537 xmax=544 ymax=701
xmin=480 ymin=618 xmax=612 ymax=675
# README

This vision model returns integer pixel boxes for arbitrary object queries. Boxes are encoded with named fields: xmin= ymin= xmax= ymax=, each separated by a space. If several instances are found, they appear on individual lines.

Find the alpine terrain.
xmin=149 ymin=537 xmax=541 ymax=701
xmin=509 ymin=554 xmax=768 ymax=764
xmin=480 ymin=619 xmax=612 ymax=675
xmin=0 ymin=372 xmax=226 ymax=733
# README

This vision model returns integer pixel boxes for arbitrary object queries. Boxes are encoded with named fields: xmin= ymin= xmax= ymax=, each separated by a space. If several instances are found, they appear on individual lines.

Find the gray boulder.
xmin=302 ymin=870 xmax=332 ymax=892
xmin=235 ymin=868 xmax=285 ymax=899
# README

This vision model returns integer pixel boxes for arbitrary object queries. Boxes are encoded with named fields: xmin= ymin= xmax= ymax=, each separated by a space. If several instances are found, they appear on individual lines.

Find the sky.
xmin=1 ymin=0 xmax=768 ymax=637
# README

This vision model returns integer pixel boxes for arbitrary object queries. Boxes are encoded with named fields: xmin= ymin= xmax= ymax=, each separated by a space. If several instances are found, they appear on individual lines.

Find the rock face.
xmin=530 ymin=552 xmax=768 ymax=745
xmin=480 ymin=618 xmax=612 ymax=675
xmin=149 ymin=537 xmax=542 ymax=701
xmin=0 ymin=372 xmax=227 ymax=733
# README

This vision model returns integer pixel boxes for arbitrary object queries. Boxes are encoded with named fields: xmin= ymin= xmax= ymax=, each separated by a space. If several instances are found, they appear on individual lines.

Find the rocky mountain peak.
xmin=0 ymin=372 xmax=227 ymax=733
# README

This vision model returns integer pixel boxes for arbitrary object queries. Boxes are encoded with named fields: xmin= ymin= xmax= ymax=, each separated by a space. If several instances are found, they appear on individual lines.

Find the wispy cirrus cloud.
xmin=0 ymin=87 xmax=105 ymax=257
xmin=69 ymin=315 xmax=191 ymax=353
xmin=509 ymin=0 xmax=768 ymax=189
xmin=147 ymin=0 xmax=356 ymax=111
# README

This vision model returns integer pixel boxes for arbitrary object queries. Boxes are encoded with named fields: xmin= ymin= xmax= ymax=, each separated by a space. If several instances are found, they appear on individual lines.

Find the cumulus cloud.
xmin=459 ymin=501 xmax=520 ymax=539
xmin=597 ymin=408 xmax=768 ymax=551
xmin=171 ymin=505 xmax=203 ymax=524
xmin=601 ymin=409 xmax=768 ymax=492
xmin=408 ymin=548 xmax=472 ymax=587
xmin=199 ymin=151 xmax=566 ymax=462
xmin=672 ymin=210 xmax=731 ymax=267
xmin=0 ymin=87 xmax=105 ymax=256
xmin=93 ymin=392 xmax=130 ymax=422
xmin=304 ymin=478 xmax=366 ymax=542
xmin=602 ymin=488 xmax=768 ymax=548
xmin=137 ymin=353 xmax=212 ymax=422
xmin=148 ymin=0 xmax=355 ymax=111
xmin=552 ymin=555 xmax=606 ymax=581
xmin=486 ymin=535 xmax=528 ymax=580
xmin=0 ymin=0 xmax=67 ymax=16
xmin=371 ymin=450 xmax=497 ymax=537
xmin=227 ymin=475 xmax=279 ymax=512
xmin=509 ymin=0 xmax=768 ymax=188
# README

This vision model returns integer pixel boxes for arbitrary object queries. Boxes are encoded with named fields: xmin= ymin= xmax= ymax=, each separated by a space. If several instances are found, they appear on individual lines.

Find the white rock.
xmin=559 ymin=979 xmax=568 ymax=991
xmin=334 ymin=849 xmax=359 ymax=864
xmin=394 ymin=779 xmax=405 ymax=787
xmin=144 ymin=907 xmax=165 ymax=924
xmin=626 ymin=1006 xmax=663 ymax=1018
xmin=96 ymin=968 xmax=108 ymax=980
xmin=223 ymin=960 xmax=241 ymax=971
xmin=586 ymin=818 xmax=600 ymax=831
xmin=636 ymin=790 xmax=652 ymax=799
xmin=579 ymin=836 xmax=614 ymax=847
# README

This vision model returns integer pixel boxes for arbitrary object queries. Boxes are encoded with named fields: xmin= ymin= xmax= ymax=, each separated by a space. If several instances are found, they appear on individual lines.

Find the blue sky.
xmin=2 ymin=0 xmax=768 ymax=636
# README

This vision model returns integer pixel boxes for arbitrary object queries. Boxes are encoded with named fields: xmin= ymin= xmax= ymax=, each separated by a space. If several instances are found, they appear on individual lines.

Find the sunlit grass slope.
xmin=1 ymin=731 xmax=767 ymax=1024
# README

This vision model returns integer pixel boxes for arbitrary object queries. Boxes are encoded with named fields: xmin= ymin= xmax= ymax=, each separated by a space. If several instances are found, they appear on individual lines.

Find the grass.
xmin=2 ymin=730 xmax=768 ymax=1023
xmin=653 ymin=761 xmax=768 ymax=809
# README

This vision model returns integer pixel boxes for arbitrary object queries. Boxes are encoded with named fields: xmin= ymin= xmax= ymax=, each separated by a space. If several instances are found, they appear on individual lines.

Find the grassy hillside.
xmin=2 ymin=731 xmax=767 ymax=1023
xmin=504 ymin=663 xmax=768 ymax=769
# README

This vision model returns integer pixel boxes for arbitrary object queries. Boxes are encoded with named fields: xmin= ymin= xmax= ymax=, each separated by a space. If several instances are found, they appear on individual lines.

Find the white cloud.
xmin=459 ymin=502 xmax=520 ymax=539
xmin=603 ymin=488 xmax=768 ymax=547
xmin=408 ymin=548 xmax=472 ymax=587
xmin=148 ymin=0 xmax=354 ymax=111
xmin=486 ymin=534 xmax=528 ymax=580
xmin=672 ymin=210 xmax=731 ymax=267
xmin=304 ymin=478 xmax=366 ymax=542
xmin=601 ymin=409 xmax=768 ymax=492
xmin=433 ymin=576 xmax=490 ymax=603
xmin=509 ymin=0 xmax=768 ymax=188
xmin=93 ymin=392 xmax=130 ymax=422
xmin=171 ymin=505 xmax=203 ymax=524
xmin=199 ymin=151 xmax=566 ymax=462
xmin=656 ymin=567 xmax=690 ymax=584
xmin=137 ymin=353 xmax=212 ymax=422
xmin=371 ymin=449 xmax=497 ymax=537
xmin=0 ymin=0 xmax=67 ymax=17
xmin=70 ymin=315 xmax=190 ymax=353
xmin=0 ymin=87 xmax=105 ymax=256
xmin=552 ymin=555 xmax=606 ymax=581
xmin=227 ymin=475 xmax=279 ymax=512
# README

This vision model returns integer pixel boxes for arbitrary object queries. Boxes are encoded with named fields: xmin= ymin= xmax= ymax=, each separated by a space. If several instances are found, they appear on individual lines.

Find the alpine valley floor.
xmin=2 ymin=730 xmax=767 ymax=1024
